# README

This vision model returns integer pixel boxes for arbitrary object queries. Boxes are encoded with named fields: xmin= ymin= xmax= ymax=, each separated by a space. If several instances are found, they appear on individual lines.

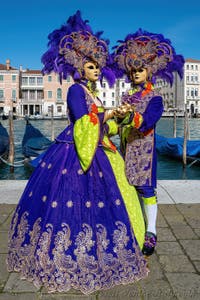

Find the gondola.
xmin=156 ymin=134 xmax=200 ymax=166
xmin=22 ymin=120 xmax=53 ymax=161
xmin=0 ymin=122 xmax=9 ymax=159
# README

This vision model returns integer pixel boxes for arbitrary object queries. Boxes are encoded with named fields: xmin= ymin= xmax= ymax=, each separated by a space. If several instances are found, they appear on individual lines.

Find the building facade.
xmin=1 ymin=58 xmax=200 ymax=118
xmin=0 ymin=60 xmax=19 ymax=116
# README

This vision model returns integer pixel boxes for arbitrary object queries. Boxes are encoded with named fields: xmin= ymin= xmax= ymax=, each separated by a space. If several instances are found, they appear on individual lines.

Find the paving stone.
xmin=0 ymin=214 xmax=13 ymax=232
xmin=179 ymin=240 xmax=200 ymax=260
xmin=166 ymin=273 xmax=200 ymax=300
xmin=163 ymin=215 xmax=187 ymax=226
xmin=140 ymin=278 xmax=176 ymax=300
xmin=194 ymin=228 xmax=200 ymax=237
xmin=172 ymin=225 xmax=198 ymax=240
xmin=158 ymin=204 xmax=180 ymax=215
xmin=185 ymin=216 xmax=200 ymax=228
xmin=159 ymin=255 xmax=195 ymax=273
xmin=0 ymin=293 xmax=38 ymax=300
xmin=176 ymin=204 xmax=200 ymax=216
xmin=0 ymin=254 xmax=10 ymax=291
xmin=156 ymin=242 xmax=184 ymax=255
xmin=40 ymin=293 xmax=96 ymax=300
xmin=98 ymin=282 xmax=141 ymax=300
xmin=157 ymin=210 xmax=168 ymax=227
xmin=0 ymin=204 xmax=16 ymax=216
xmin=0 ymin=232 xmax=8 ymax=253
xmin=143 ymin=254 xmax=164 ymax=281
xmin=3 ymin=273 xmax=39 ymax=293
xmin=193 ymin=261 xmax=200 ymax=272
xmin=157 ymin=227 xmax=176 ymax=241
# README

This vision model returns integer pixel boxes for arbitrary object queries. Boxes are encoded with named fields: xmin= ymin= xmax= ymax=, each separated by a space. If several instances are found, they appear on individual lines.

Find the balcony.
xmin=19 ymin=98 xmax=43 ymax=105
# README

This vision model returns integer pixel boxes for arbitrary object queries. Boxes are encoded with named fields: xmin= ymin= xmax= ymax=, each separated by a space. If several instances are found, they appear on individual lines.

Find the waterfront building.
xmin=0 ymin=60 xmax=20 ymax=116
xmin=154 ymin=58 xmax=200 ymax=116
xmin=1 ymin=58 xmax=200 ymax=117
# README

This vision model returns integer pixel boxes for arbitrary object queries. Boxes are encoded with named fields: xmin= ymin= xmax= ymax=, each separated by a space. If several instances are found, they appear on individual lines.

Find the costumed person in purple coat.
xmin=112 ymin=29 xmax=184 ymax=256
xmin=7 ymin=12 xmax=149 ymax=295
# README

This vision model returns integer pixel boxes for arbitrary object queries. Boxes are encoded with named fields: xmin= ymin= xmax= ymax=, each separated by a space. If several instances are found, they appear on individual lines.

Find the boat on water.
xmin=0 ymin=122 xmax=9 ymax=159
xmin=22 ymin=120 xmax=53 ymax=161
xmin=156 ymin=134 xmax=200 ymax=166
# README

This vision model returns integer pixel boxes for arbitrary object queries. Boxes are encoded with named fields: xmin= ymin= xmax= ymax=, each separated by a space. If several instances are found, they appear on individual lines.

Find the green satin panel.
xmin=74 ymin=114 xmax=99 ymax=172
xmin=104 ymin=149 xmax=145 ymax=249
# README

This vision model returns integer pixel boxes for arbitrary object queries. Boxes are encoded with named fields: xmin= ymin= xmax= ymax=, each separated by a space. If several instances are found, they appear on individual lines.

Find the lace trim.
xmin=7 ymin=209 xmax=148 ymax=295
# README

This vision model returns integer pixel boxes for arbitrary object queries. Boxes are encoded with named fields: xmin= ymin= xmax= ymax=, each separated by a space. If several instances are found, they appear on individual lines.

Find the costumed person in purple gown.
xmin=7 ymin=12 xmax=149 ymax=294
xmin=112 ymin=29 xmax=184 ymax=256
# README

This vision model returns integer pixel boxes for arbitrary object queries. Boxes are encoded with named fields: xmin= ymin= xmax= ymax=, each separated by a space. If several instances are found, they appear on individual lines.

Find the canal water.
xmin=0 ymin=117 xmax=200 ymax=180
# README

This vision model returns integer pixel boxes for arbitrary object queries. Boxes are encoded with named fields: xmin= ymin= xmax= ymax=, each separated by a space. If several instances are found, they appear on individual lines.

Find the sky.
xmin=1 ymin=0 xmax=200 ymax=70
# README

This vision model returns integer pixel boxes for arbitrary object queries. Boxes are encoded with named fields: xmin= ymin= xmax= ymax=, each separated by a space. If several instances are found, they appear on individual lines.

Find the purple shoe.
xmin=142 ymin=231 xmax=157 ymax=256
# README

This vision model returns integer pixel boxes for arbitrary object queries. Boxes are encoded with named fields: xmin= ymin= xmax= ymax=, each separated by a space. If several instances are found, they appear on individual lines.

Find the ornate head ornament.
xmin=41 ymin=11 xmax=115 ymax=86
xmin=112 ymin=29 xmax=184 ymax=85
xmin=58 ymin=31 xmax=108 ymax=71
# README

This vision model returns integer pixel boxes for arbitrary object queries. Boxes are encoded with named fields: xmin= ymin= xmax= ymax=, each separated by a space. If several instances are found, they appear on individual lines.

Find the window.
xmin=103 ymin=101 xmax=106 ymax=105
xmin=191 ymin=65 xmax=194 ymax=70
xmin=112 ymin=101 xmax=115 ymax=106
xmin=186 ymin=76 xmax=189 ymax=82
xmin=66 ymin=76 xmax=71 ymax=82
xmin=122 ymin=82 xmax=125 ymax=88
xmin=12 ymin=75 xmax=16 ymax=82
xmin=186 ymin=64 xmax=189 ymax=70
xmin=103 ymin=92 xmax=106 ymax=97
xmin=191 ymin=88 xmax=194 ymax=97
xmin=102 ymin=83 xmax=106 ymax=88
xmin=37 ymin=90 xmax=43 ymax=99
xmin=48 ymin=76 xmax=52 ymax=82
xmin=30 ymin=90 xmax=35 ymax=99
xmin=22 ymin=90 xmax=28 ymax=99
xmin=196 ymin=65 xmax=198 ymax=70
xmin=12 ymin=89 xmax=16 ymax=100
xmin=57 ymin=88 xmax=62 ymax=99
xmin=22 ymin=77 xmax=28 ymax=85
xmin=186 ymin=88 xmax=189 ymax=97
xmin=29 ymin=77 xmax=36 ymax=85
xmin=48 ymin=91 xmax=52 ymax=98
xmin=37 ymin=77 xmax=43 ymax=85
xmin=195 ymin=76 xmax=198 ymax=82
xmin=0 ymin=90 xmax=4 ymax=98
xmin=0 ymin=75 xmax=4 ymax=81
xmin=57 ymin=106 xmax=62 ymax=113
xmin=195 ymin=88 xmax=198 ymax=97
xmin=112 ymin=92 xmax=115 ymax=97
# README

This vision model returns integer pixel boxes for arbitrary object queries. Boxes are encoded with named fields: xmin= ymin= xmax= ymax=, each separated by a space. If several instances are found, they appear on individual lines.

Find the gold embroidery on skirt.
xmin=7 ymin=209 xmax=148 ymax=294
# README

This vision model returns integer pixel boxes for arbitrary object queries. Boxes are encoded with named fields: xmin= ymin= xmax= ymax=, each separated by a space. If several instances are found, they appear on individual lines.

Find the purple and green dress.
xmin=7 ymin=82 xmax=148 ymax=295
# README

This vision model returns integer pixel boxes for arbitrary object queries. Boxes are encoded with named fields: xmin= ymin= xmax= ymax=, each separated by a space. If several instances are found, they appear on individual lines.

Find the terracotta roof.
xmin=22 ymin=69 xmax=42 ymax=74
xmin=185 ymin=58 xmax=200 ymax=63
xmin=0 ymin=63 xmax=17 ymax=70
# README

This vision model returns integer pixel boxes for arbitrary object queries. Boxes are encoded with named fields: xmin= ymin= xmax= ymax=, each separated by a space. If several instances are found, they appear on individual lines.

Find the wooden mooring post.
xmin=183 ymin=104 xmax=189 ymax=167
xmin=8 ymin=110 xmax=15 ymax=173
xmin=51 ymin=104 xmax=55 ymax=141
xmin=173 ymin=109 xmax=177 ymax=138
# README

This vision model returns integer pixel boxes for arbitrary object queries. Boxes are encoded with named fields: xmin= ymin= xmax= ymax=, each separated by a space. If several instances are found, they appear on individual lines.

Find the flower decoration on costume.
xmin=112 ymin=28 xmax=184 ymax=85
xmin=41 ymin=10 xmax=115 ymax=86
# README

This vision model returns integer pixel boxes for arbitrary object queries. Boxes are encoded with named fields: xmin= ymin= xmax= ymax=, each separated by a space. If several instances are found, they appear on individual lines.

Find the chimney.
xmin=6 ymin=59 xmax=10 ymax=70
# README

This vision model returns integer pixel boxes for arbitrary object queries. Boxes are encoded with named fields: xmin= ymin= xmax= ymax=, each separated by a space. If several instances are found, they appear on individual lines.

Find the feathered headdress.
xmin=41 ymin=10 xmax=115 ymax=86
xmin=112 ymin=28 xmax=184 ymax=85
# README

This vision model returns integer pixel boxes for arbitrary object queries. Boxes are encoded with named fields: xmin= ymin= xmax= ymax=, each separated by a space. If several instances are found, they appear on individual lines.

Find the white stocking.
xmin=144 ymin=203 xmax=157 ymax=235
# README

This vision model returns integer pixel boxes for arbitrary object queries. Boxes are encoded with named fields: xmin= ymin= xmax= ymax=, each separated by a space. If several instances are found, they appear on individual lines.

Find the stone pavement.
xmin=0 ymin=180 xmax=200 ymax=299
